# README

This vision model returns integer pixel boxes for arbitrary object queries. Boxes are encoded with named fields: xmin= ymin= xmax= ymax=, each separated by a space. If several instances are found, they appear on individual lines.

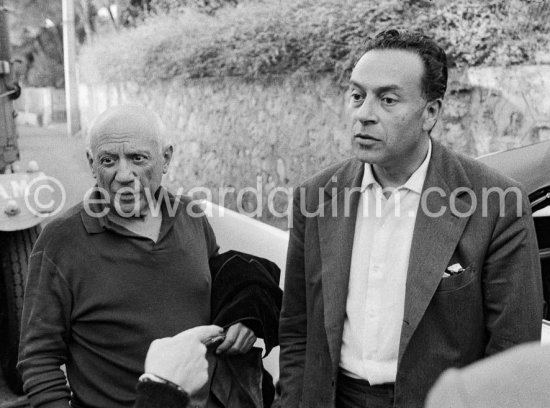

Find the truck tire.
xmin=0 ymin=226 xmax=40 ymax=395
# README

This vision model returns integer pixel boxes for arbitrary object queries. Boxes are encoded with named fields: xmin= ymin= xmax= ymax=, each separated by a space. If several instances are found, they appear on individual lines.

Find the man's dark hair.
xmin=364 ymin=29 xmax=448 ymax=101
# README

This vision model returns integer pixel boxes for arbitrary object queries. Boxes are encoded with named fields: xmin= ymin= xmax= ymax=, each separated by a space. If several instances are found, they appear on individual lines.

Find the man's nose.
xmin=114 ymin=159 xmax=136 ymax=184
xmin=354 ymin=96 xmax=378 ymax=124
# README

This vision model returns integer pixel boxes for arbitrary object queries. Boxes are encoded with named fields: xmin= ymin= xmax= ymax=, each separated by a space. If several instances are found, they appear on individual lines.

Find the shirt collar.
xmin=80 ymin=186 xmax=177 ymax=235
xmin=80 ymin=187 xmax=110 ymax=234
xmin=361 ymin=139 xmax=432 ymax=195
xmin=361 ymin=162 xmax=379 ymax=192
xmin=402 ymin=139 xmax=432 ymax=194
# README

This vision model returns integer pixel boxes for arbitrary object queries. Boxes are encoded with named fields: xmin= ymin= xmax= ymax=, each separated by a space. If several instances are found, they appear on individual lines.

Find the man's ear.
xmin=422 ymin=98 xmax=442 ymax=133
xmin=86 ymin=150 xmax=97 ymax=179
xmin=162 ymin=145 xmax=173 ymax=174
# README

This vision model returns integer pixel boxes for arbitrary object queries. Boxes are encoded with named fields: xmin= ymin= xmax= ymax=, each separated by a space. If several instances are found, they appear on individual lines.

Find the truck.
xmin=0 ymin=3 xmax=42 ymax=395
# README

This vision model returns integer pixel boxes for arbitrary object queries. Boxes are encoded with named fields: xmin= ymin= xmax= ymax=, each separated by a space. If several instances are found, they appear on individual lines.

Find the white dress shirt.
xmin=339 ymin=141 xmax=432 ymax=384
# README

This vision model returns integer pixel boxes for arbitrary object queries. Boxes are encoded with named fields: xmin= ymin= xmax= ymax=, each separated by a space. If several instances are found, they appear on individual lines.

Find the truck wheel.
xmin=0 ymin=226 xmax=40 ymax=395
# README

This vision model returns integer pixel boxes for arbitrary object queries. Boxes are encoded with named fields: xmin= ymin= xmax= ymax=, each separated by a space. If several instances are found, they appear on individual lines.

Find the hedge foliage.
xmin=148 ymin=0 xmax=239 ymax=15
xmin=80 ymin=0 xmax=550 ymax=85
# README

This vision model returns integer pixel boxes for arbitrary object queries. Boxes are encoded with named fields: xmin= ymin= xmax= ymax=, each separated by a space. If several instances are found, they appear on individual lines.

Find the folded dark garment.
xmin=209 ymin=250 xmax=282 ymax=357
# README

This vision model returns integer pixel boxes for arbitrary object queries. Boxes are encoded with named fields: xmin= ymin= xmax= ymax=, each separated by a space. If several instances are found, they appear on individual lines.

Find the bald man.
xmin=17 ymin=106 xmax=256 ymax=408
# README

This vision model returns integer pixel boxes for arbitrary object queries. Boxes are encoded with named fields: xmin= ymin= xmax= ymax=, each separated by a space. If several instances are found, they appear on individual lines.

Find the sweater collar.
xmin=80 ymin=186 xmax=178 ymax=235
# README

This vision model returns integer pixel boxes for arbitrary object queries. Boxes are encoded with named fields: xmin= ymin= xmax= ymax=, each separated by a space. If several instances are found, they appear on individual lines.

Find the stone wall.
xmin=440 ymin=67 xmax=550 ymax=156
xmin=78 ymin=66 xmax=550 ymax=228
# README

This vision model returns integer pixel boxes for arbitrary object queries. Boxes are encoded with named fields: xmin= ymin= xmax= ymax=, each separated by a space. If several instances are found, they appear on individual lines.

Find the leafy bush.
xmin=80 ymin=0 xmax=549 ymax=85
xmin=148 ymin=0 xmax=239 ymax=15
xmin=14 ymin=26 xmax=66 ymax=88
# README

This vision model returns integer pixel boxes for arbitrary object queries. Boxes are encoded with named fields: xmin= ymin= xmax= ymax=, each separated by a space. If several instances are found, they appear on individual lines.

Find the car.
xmin=0 ymin=168 xmax=47 ymax=395
xmin=478 ymin=140 xmax=550 ymax=342
xmin=0 ymin=20 xmax=44 ymax=394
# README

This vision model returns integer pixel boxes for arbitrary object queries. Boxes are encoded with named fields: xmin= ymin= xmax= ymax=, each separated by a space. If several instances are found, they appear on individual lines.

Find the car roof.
xmin=477 ymin=140 xmax=550 ymax=195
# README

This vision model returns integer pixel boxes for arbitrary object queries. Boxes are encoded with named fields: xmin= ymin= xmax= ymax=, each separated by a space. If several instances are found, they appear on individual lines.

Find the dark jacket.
xmin=135 ymin=251 xmax=282 ymax=408
xmin=209 ymin=251 xmax=282 ymax=408
xmin=279 ymin=140 xmax=542 ymax=408
xmin=210 ymin=250 xmax=282 ymax=357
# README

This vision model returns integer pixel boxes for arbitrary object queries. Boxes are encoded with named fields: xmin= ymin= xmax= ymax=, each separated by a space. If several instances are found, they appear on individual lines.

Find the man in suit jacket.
xmin=278 ymin=29 xmax=543 ymax=408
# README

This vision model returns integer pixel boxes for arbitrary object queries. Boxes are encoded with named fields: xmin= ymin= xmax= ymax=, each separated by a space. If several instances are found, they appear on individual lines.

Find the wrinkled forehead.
xmin=88 ymin=108 xmax=164 ymax=152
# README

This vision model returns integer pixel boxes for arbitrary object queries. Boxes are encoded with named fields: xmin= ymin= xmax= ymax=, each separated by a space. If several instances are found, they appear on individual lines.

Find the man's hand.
xmin=216 ymin=322 xmax=257 ymax=355
xmin=144 ymin=325 xmax=223 ymax=395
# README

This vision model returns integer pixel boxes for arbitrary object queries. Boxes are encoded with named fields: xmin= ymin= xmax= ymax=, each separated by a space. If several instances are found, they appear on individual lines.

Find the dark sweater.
xmin=131 ymin=251 xmax=283 ymax=408
xmin=134 ymin=382 xmax=189 ymax=408
xmin=18 ymin=191 xmax=218 ymax=408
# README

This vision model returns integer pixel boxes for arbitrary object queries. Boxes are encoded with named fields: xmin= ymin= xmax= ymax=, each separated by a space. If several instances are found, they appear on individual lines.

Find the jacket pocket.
xmin=436 ymin=265 xmax=476 ymax=292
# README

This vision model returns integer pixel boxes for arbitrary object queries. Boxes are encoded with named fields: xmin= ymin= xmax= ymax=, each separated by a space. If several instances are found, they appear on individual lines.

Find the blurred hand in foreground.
xmin=144 ymin=325 xmax=223 ymax=394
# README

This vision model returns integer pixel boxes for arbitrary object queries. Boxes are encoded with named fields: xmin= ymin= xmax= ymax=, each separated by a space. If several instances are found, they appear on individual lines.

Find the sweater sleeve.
xmin=201 ymin=214 xmax=219 ymax=259
xmin=134 ymin=381 xmax=190 ymax=408
xmin=17 ymin=251 xmax=72 ymax=408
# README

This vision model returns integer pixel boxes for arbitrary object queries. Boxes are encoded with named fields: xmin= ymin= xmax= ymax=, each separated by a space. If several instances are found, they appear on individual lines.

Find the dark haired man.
xmin=279 ymin=29 xmax=542 ymax=408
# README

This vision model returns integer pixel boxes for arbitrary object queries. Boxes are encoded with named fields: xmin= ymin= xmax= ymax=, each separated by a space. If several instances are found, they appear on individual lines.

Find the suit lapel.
xmin=398 ymin=141 xmax=473 ymax=363
xmin=318 ymin=160 xmax=364 ymax=369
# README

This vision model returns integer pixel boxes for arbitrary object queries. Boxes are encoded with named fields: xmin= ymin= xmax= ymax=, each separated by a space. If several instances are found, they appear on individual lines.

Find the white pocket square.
xmin=442 ymin=263 xmax=465 ymax=278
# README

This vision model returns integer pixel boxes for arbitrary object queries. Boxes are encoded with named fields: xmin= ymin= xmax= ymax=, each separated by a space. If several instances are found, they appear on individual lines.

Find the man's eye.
xmin=133 ymin=155 xmax=147 ymax=163
xmin=350 ymin=91 xmax=364 ymax=102
xmin=381 ymin=96 xmax=398 ymax=105
xmin=100 ymin=157 xmax=114 ymax=165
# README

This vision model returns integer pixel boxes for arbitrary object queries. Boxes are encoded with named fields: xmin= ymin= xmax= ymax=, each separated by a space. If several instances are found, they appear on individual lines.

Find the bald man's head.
xmin=87 ymin=105 xmax=169 ymax=154
xmin=85 ymin=105 xmax=173 ymax=218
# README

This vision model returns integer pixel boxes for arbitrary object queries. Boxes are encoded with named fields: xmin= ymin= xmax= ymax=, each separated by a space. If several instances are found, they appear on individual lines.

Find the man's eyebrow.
xmin=125 ymin=149 xmax=152 ymax=155
xmin=376 ymin=85 xmax=403 ymax=93
xmin=96 ymin=148 xmax=117 ymax=156
xmin=348 ymin=81 xmax=403 ymax=93
xmin=348 ymin=80 xmax=362 ymax=90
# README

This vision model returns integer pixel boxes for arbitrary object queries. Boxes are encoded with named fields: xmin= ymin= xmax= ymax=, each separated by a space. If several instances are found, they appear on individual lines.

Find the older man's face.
xmin=88 ymin=116 xmax=170 ymax=217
